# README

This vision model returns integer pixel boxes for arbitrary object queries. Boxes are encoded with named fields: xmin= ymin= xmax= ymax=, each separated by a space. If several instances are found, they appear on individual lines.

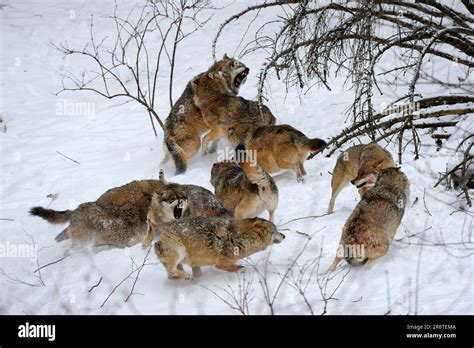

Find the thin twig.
xmin=57 ymin=151 xmax=80 ymax=164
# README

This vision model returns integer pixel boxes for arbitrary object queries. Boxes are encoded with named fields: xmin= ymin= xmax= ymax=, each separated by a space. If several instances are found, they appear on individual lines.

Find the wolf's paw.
xmin=297 ymin=176 xmax=305 ymax=183
xmin=182 ymin=272 xmax=194 ymax=280
xmin=168 ymin=271 xmax=193 ymax=280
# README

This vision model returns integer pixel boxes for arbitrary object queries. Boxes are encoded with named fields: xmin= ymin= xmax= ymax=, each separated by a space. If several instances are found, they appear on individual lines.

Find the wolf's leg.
xmin=298 ymin=161 xmax=307 ymax=176
xmin=328 ymin=170 xmax=351 ymax=214
xmin=215 ymin=263 xmax=244 ymax=272
xmin=161 ymin=143 xmax=171 ymax=164
xmin=325 ymin=256 xmax=342 ymax=273
xmin=295 ymin=164 xmax=305 ymax=183
xmin=202 ymin=129 xmax=220 ymax=155
xmin=168 ymin=133 xmax=201 ymax=174
xmin=142 ymin=226 xmax=153 ymax=248
xmin=158 ymin=242 xmax=193 ymax=280
xmin=192 ymin=267 xmax=202 ymax=278
xmin=268 ymin=210 xmax=275 ymax=222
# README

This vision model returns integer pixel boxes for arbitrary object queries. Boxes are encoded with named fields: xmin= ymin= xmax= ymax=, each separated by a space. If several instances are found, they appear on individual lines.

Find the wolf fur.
xmin=327 ymin=167 xmax=409 ymax=272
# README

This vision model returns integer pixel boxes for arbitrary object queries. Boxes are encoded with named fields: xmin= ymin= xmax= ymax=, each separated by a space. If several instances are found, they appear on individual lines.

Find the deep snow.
xmin=0 ymin=0 xmax=472 ymax=314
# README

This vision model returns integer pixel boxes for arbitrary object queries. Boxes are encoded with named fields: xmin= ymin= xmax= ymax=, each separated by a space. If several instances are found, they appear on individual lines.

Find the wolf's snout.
xmin=273 ymin=232 xmax=286 ymax=244
xmin=243 ymin=67 xmax=249 ymax=74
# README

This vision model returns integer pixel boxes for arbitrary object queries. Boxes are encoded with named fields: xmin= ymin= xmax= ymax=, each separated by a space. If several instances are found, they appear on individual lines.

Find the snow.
xmin=0 ymin=0 xmax=472 ymax=315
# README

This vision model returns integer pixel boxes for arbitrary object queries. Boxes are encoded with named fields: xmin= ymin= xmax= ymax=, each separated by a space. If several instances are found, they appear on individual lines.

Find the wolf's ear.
xmin=223 ymin=53 xmax=229 ymax=60
xmin=159 ymin=169 xmax=167 ymax=184
xmin=190 ymin=77 xmax=199 ymax=92
xmin=218 ymin=71 xmax=227 ymax=80
xmin=375 ymin=159 xmax=386 ymax=170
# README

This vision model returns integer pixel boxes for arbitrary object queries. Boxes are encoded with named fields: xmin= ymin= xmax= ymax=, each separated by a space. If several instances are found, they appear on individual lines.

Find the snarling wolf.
xmin=163 ymin=54 xmax=256 ymax=175
xmin=154 ymin=216 xmax=285 ymax=280
xmin=327 ymin=143 xmax=397 ymax=214
xmin=327 ymin=167 xmax=409 ymax=272
xmin=191 ymin=66 xmax=276 ymax=154
xmin=227 ymin=123 xmax=326 ymax=182
xmin=211 ymin=146 xmax=278 ymax=222
xmin=142 ymin=170 xmax=231 ymax=248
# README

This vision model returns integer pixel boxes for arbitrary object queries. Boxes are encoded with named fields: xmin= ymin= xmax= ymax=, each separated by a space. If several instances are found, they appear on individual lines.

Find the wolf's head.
xmin=227 ymin=123 xmax=254 ymax=147
xmin=351 ymin=158 xmax=390 ymax=190
xmin=351 ymin=172 xmax=377 ymax=190
xmin=208 ymin=54 xmax=249 ymax=95
xmin=239 ymin=218 xmax=285 ymax=247
xmin=147 ymin=186 xmax=189 ymax=234
xmin=210 ymin=161 xmax=238 ymax=186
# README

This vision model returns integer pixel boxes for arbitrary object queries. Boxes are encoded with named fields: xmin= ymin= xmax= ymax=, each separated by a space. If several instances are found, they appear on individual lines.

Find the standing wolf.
xmin=163 ymin=54 xmax=258 ymax=174
xmin=227 ymin=123 xmax=326 ymax=182
xmin=327 ymin=143 xmax=397 ymax=214
xmin=191 ymin=69 xmax=276 ymax=153
xmin=30 ymin=171 xmax=230 ymax=248
xmin=30 ymin=180 xmax=165 ymax=248
xmin=142 ymin=170 xmax=231 ymax=248
xmin=211 ymin=147 xmax=278 ymax=222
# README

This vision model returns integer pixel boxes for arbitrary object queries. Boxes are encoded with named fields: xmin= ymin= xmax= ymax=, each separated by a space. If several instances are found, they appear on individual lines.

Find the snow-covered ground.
xmin=0 ymin=0 xmax=472 ymax=315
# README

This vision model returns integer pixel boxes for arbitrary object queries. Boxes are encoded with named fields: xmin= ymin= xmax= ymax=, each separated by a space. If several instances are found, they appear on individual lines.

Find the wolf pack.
xmin=31 ymin=55 xmax=410 ymax=280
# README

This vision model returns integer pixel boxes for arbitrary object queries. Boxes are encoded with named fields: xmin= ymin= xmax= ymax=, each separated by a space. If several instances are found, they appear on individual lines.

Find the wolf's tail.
xmin=30 ymin=207 xmax=72 ymax=224
xmin=165 ymin=137 xmax=187 ymax=175
xmin=304 ymin=138 xmax=327 ymax=160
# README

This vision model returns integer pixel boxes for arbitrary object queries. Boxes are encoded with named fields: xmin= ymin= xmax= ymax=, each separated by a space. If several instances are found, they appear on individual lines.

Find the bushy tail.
xmin=30 ymin=207 xmax=72 ymax=224
xmin=165 ymin=138 xmax=187 ymax=175
xmin=305 ymin=138 xmax=327 ymax=160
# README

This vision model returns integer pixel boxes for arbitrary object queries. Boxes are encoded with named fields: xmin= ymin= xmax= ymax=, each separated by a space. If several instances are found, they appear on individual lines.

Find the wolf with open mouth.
xmin=142 ymin=170 xmax=231 ymax=248
xmin=191 ymin=60 xmax=276 ymax=155
xmin=163 ymin=54 xmax=257 ymax=175
xmin=29 ymin=170 xmax=230 ymax=249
